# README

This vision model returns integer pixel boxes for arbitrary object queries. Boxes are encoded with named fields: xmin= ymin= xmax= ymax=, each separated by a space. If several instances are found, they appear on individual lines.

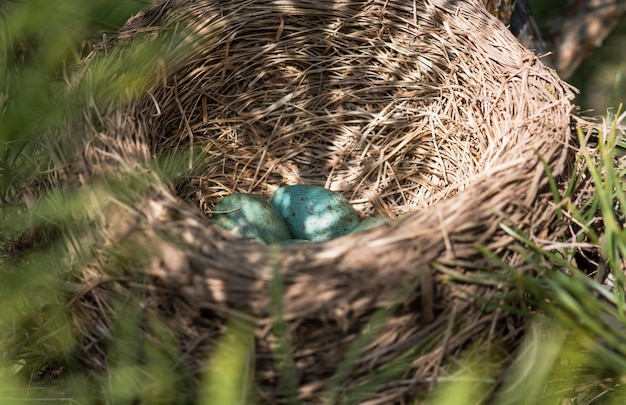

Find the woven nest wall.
xmin=58 ymin=0 xmax=574 ymax=402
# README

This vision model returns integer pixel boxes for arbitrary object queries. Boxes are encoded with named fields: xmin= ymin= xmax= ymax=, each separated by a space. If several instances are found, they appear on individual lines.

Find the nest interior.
xmin=54 ymin=0 xmax=575 ymax=402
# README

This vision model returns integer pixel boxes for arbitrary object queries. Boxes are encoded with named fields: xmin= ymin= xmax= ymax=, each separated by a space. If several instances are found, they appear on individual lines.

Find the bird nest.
xmin=54 ymin=0 xmax=574 ymax=402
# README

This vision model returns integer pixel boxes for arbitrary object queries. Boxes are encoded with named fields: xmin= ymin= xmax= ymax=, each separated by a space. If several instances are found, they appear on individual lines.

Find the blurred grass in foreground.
xmin=429 ymin=113 xmax=626 ymax=404
xmin=1 ymin=1 xmax=626 ymax=404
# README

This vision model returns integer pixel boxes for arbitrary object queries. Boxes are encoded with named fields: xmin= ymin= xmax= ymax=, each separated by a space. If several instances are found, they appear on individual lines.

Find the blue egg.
xmin=351 ymin=216 xmax=392 ymax=233
xmin=213 ymin=193 xmax=291 ymax=243
xmin=269 ymin=185 xmax=360 ymax=241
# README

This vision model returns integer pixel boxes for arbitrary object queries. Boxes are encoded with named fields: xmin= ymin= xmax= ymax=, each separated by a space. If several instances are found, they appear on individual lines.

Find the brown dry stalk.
xmin=544 ymin=0 xmax=626 ymax=79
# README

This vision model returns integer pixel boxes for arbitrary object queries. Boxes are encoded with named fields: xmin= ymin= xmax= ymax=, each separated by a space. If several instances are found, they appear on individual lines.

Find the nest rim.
xmin=54 ymin=0 xmax=577 ymax=402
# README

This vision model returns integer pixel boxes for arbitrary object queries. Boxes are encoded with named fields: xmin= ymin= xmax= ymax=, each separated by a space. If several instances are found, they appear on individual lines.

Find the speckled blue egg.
xmin=269 ymin=185 xmax=360 ymax=241
xmin=351 ymin=216 xmax=392 ymax=233
xmin=212 ymin=193 xmax=291 ymax=244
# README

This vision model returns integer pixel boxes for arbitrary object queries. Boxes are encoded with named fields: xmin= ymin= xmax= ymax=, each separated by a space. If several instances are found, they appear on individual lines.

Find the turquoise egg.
xmin=212 ymin=193 xmax=291 ymax=244
xmin=351 ymin=216 xmax=392 ymax=233
xmin=269 ymin=185 xmax=360 ymax=241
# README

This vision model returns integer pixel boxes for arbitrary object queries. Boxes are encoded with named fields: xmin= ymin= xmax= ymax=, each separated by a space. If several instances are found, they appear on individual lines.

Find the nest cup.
xmin=59 ymin=0 xmax=574 ymax=402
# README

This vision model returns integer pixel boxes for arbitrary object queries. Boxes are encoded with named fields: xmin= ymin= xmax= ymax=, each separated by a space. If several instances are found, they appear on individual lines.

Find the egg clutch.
xmin=212 ymin=185 xmax=392 ymax=245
